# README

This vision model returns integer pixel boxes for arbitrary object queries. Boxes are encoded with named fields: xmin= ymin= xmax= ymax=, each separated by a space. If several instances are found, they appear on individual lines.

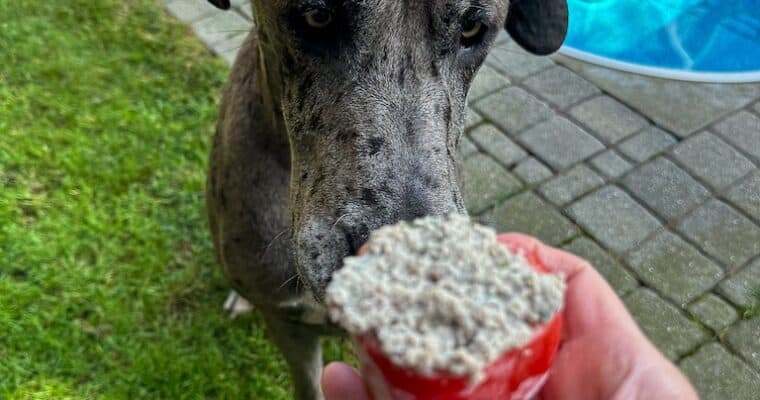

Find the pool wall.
xmin=559 ymin=46 xmax=760 ymax=83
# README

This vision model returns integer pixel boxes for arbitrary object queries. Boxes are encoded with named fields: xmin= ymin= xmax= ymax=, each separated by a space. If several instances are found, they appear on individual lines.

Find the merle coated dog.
xmin=204 ymin=1 xmax=567 ymax=398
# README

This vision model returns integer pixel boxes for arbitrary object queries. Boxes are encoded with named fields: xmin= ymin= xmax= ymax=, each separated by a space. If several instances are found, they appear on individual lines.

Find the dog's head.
xmin=209 ymin=0 xmax=568 ymax=300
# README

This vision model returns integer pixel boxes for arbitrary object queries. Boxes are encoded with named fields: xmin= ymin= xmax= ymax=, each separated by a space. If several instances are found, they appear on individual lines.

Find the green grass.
xmin=0 ymin=1 xmax=351 ymax=398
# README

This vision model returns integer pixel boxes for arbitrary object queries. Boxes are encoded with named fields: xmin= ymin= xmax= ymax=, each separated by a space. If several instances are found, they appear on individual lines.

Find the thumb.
xmin=321 ymin=362 xmax=371 ymax=400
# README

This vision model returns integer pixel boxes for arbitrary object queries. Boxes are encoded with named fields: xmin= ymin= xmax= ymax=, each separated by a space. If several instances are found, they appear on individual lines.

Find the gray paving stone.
xmin=485 ymin=41 xmax=554 ymax=81
xmin=493 ymin=30 xmax=511 ymax=46
xmin=469 ymin=64 xmax=510 ymax=101
xmin=618 ymin=126 xmax=677 ymax=162
xmin=677 ymin=200 xmax=760 ymax=268
xmin=469 ymin=124 xmax=527 ymax=167
xmin=556 ymin=55 xmax=760 ymax=137
xmin=621 ymin=157 xmax=710 ymax=220
xmin=624 ymin=288 xmax=708 ymax=360
xmin=714 ymin=111 xmax=760 ymax=162
xmin=567 ymin=186 xmax=662 ymax=253
xmin=494 ymin=29 xmax=512 ymax=46
xmin=754 ymin=101 xmax=760 ymax=115
xmin=672 ymin=131 xmax=755 ymax=190
xmin=512 ymin=157 xmax=552 ymax=185
xmin=563 ymin=237 xmax=638 ymax=296
xmin=589 ymin=150 xmax=632 ymax=179
xmin=473 ymin=87 xmax=553 ymax=135
xmin=539 ymin=165 xmax=604 ymax=206
xmin=166 ymin=0 xmax=218 ymax=22
xmin=718 ymin=259 xmax=760 ymax=308
xmin=726 ymin=172 xmax=760 ymax=222
xmin=214 ymin=32 xmax=247 ymax=66
xmin=627 ymin=232 xmax=723 ymax=305
xmin=687 ymin=294 xmax=739 ymax=333
xmin=460 ymin=136 xmax=479 ymax=158
xmin=192 ymin=11 xmax=251 ymax=47
xmin=522 ymin=66 xmax=600 ymax=109
xmin=680 ymin=342 xmax=760 ymax=400
xmin=464 ymin=107 xmax=483 ymax=130
xmin=569 ymin=96 xmax=649 ymax=144
xmin=463 ymin=154 xmax=523 ymax=214
xmin=491 ymin=192 xmax=578 ymax=246
xmin=236 ymin=1 xmax=253 ymax=20
xmin=724 ymin=317 xmax=760 ymax=371
xmin=726 ymin=171 xmax=760 ymax=221
xmin=518 ymin=116 xmax=605 ymax=170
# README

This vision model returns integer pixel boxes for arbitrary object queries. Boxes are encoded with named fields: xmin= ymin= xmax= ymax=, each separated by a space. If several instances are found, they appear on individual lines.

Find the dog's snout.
xmin=398 ymin=187 xmax=431 ymax=223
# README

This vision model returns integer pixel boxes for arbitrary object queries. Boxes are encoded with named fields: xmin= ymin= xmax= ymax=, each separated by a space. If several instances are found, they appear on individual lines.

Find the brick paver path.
xmin=166 ymin=2 xmax=760 ymax=398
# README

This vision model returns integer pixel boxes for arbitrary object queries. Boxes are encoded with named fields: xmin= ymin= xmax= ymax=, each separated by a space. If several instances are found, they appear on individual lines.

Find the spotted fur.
xmin=205 ymin=1 xmax=567 ymax=398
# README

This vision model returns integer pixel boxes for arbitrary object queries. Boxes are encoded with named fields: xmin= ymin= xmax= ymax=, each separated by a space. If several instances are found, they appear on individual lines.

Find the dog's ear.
xmin=207 ymin=0 xmax=231 ymax=10
xmin=505 ymin=0 xmax=568 ymax=55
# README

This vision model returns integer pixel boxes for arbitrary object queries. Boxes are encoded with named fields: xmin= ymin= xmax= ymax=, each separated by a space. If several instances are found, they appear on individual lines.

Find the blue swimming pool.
xmin=561 ymin=0 xmax=760 ymax=82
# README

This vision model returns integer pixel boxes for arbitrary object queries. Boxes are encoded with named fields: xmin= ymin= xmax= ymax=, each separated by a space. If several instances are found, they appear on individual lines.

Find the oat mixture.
xmin=325 ymin=214 xmax=565 ymax=383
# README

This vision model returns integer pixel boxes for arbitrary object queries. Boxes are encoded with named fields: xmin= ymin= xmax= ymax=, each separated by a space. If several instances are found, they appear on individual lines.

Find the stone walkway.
xmin=166 ymin=2 xmax=760 ymax=398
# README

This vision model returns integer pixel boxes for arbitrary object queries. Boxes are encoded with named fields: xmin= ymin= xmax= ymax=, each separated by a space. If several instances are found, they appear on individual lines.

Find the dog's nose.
xmin=398 ymin=189 xmax=429 ymax=223
xmin=345 ymin=225 xmax=369 ymax=256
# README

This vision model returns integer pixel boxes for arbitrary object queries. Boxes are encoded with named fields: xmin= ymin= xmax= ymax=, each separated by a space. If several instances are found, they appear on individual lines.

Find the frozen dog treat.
xmin=326 ymin=214 xmax=565 ymax=400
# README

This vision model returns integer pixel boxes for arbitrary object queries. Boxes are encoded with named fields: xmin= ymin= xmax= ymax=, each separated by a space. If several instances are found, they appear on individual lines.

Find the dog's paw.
xmin=223 ymin=290 xmax=255 ymax=319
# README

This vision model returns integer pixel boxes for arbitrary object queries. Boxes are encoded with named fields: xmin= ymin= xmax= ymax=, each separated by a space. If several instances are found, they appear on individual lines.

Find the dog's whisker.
xmin=265 ymin=229 xmax=289 ymax=253
xmin=278 ymin=273 xmax=300 ymax=290
xmin=492 ymin=48 xmax=530 ymax=56
xmin=212 ymin=29 xmax=251 ymax=34
xmin=332 ymin=214 xmax=350 ymax=229
xmin=243 ymin=203 xmax=287 ymax=254
xmin=217 ymin=44 xmax=245 ymax=53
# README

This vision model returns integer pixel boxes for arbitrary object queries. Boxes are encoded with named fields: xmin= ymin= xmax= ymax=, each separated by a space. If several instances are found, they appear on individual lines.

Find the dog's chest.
xmin=277 ymin=291 xmax=329 ymax=326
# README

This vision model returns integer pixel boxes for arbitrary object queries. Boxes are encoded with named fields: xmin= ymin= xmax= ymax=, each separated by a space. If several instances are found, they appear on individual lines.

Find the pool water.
xmin=562 ymin=0 xmax=760 ymax=82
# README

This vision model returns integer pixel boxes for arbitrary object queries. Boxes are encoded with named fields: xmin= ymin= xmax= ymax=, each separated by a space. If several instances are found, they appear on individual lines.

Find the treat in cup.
xmin=326 ymin=215 xmax=566 ymax=400
xmin=353 ymin=307 xmax=562 ymax=399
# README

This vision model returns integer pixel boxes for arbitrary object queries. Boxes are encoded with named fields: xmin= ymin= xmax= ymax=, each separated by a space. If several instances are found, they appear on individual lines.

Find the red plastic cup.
xmin=351 ymin=241 xmax=564 ymax=400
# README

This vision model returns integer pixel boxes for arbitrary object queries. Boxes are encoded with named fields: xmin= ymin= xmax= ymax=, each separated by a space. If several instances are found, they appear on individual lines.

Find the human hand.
xmin=322 ymin=233 xmax=699 ymax=400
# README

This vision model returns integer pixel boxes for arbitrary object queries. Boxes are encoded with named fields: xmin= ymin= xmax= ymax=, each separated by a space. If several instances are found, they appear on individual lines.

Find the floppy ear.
xmin=505 ymin=0 xmax=569 ymax=55
xmin=207 ymin=0 xmax=231 ymax=10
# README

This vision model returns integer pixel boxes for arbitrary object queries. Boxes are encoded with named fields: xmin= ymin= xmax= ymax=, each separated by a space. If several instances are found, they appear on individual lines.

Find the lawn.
xmin=0 ymin=1 xmax=351 ymax=398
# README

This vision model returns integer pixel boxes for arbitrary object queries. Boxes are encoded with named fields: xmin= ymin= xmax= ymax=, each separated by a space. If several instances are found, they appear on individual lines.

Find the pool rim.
xmin=559 ymin=46 xmax=760 ymax=84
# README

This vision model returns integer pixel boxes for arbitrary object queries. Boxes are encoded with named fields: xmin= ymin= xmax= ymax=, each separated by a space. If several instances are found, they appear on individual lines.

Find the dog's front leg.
xmin=263 ymin=314 xmax=324 ymax=400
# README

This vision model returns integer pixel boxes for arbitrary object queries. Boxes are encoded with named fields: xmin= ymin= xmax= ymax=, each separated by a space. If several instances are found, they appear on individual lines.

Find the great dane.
xmin=204 ymin=0 xmax=567 ymax=398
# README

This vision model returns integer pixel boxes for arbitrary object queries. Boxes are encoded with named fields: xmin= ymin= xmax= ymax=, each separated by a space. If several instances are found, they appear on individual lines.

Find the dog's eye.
xmin=460 ymin=15 xmax=487 ymax=48
xmin=462 ymin=21 xmax=483 ymax=39
xmin=304 ymin=9 xmax=333 ymax=28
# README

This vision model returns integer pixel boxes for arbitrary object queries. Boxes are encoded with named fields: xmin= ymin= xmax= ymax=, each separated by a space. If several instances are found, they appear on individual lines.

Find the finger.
xmin=536 ymin=244 xmax=644 ymax=336
xmin=321 ymin=362 xmax=371 ymax=400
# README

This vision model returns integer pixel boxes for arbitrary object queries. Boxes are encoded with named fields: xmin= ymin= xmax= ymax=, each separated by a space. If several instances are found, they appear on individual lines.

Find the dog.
xmin=204 ymin=1 xmax=567 ymax=398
